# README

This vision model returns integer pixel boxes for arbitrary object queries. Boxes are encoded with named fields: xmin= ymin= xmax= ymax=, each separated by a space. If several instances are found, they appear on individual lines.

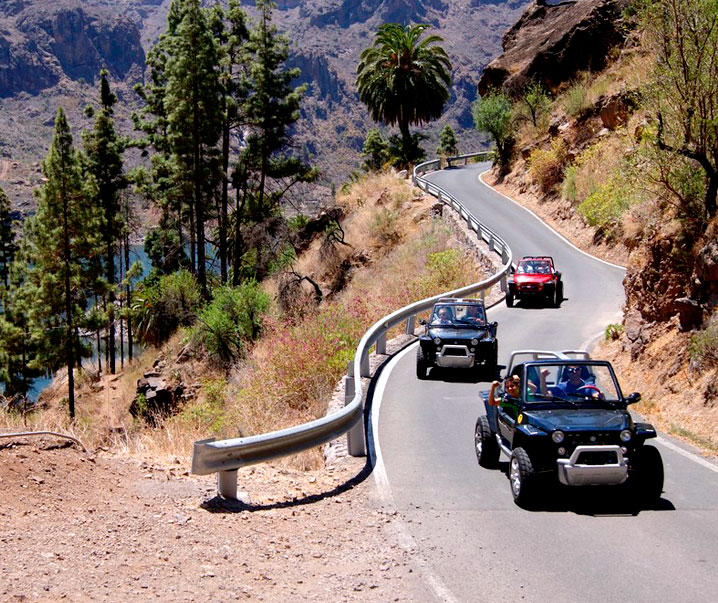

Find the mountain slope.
xmin=0 ymin=0 xmax=528 ymax=214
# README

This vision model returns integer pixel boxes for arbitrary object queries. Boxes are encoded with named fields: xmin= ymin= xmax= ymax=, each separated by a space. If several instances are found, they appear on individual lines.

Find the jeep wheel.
xmin=629 ymin=444 xmax=664 ymax=504
xmin=416 ymin=346 xmax=429 ymax=380
xmin=509 ymin=448 xmax=536 ymax=508
xmin=556 ymin=280 xmax=564 ymax=305
xmin=474 ymin=415 xmax=499 ymax=468
xmin=506 ymin=291 xmax=514 ymax=307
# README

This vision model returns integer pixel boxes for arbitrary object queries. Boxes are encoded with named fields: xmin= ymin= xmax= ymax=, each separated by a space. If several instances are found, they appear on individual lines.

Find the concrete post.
xmin=376 ymin=333 xmax=386 ymax=355
xmin=218 ymin=469 xmax=238 ymax=499
xmin=345 ymin=361 xmax=366 ymax=456
xmin=405 ymin=315 xmax=415 ymax=335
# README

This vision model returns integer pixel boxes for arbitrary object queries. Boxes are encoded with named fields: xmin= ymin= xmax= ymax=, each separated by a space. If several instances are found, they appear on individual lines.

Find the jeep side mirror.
xmin=627 ymin=392 xmax=641 ymax=404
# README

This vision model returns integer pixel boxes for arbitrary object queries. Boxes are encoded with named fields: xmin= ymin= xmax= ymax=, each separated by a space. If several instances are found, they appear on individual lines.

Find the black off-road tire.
xmin=416 ymin=346 xmax=429 ymax=380
xmin=506 ymin=290 xmax=514 ymax=307
xmin=474 ymin=415 xmax=499 ymax=468
xmin=555 ymin=280 xmax=564 ymax=307
xmin=509 ymin=447 xmax=536 ymax=508
xmin=629 ymin=444 xmax=664 ymax=504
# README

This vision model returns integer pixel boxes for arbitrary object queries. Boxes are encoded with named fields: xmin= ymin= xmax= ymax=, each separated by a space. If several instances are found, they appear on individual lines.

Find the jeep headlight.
xmin=433 ymin=337 xmax=441 ymax=345
xmin=620 ymin=429 xmax=632 ymax=442
xmin=471 ymin=338 xmax=479 ymax=346
xmin=552 ymin=430 xmax=565 ymax=444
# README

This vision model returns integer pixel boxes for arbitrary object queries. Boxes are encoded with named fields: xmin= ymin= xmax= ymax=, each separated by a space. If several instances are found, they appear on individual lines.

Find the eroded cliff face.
xmin=0 ymin=1 xmax=144 ymax=97
xmin=478 ymin=0 xmax=629 ymax=96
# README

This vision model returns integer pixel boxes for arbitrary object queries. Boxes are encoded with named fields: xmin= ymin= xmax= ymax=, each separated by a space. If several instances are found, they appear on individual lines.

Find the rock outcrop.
xmin=478 ymin=0 xmax=629 ymax=96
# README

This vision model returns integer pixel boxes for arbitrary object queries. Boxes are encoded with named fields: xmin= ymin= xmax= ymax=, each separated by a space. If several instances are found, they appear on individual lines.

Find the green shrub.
xmin=178 ymin=378 xmax=226 ymax=434
xmin=578 ymin=179 xmax=632 ymax=228
xmin=193 ymin=281 xmax=270 ymax=366
xmin=371 ymin=209 xmax=401 ymax=244
xmin=287 ymin=214 xmax=309 ymax=230
xmin=562 ymin=165 xmax=578 ymax=202
xmin=605 ymin=323 xmax=624 ymax=340
xmin=418 ymin=249 xmax=467 ymax=294
xmin=528 ymin=139 xmax=568 ymax=193
xmin=132 ymin=270 xmax=201 ymax=346
xmin=689 ymin=319 xmax=718 ymax=369
xmin=564 ymin=81 xmax=588 ymax=117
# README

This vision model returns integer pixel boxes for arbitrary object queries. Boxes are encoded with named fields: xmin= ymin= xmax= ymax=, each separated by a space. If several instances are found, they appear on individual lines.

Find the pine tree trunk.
xmin=194 ymin=104 xmax=207 ymax=298
xmin=125 ymin=233 xmax=133 ymax=361
xmin=62 ymin=187 xmax=75 ymax=419
xmin=220 ymin=116 xmax=230 ymax=283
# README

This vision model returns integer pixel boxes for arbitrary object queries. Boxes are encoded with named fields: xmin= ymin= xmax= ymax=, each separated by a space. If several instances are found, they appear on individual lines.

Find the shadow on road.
xmin=495 ymin=461 xmax=675 ymax=515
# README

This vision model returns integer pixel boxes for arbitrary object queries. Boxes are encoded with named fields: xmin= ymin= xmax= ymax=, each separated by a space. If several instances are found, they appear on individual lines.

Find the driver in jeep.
xmin=554 ymin=365 xmax=603 ymax=399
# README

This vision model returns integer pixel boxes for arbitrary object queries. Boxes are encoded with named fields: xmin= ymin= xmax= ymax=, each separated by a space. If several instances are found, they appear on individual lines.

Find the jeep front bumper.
xmin=556 ymin=445 xmax=628 ymax=486
xmin=435 ymin=345 xmax=474 ymax=369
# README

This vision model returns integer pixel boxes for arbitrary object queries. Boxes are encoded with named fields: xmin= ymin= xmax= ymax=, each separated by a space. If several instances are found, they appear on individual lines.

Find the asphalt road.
xmin=373 ymin=163 xmax=718 ymax=603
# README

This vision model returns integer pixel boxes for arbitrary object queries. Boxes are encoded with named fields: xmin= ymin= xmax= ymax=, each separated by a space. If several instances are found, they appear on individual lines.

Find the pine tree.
xmin=83 ymin=70 xmax=127 ymax=374
xmin=0 ymin=242 xmax=40 ymax=397
xmin=25 ymin=108 xmax=102 ymax=418
xmin=210 ymin=0 xmax=250 ymax=284
xmin=437 ymin=124 xmax=458 ymax=158
xmin=0 ymin=186 xmax=17 ymax=289
xmin=133 ymin=3 xmax=187 ymax=276
xmin=165 ymin=0 xmax=223 ymax=298
xmin=242 ymin=0 xmax=316 ymax=223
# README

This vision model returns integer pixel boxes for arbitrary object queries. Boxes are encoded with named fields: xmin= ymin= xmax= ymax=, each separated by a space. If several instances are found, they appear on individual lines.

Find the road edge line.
xmin=370 ymin=342 xmax=459 ymax=603
xmin=477 ymin=169 xmax=627 ymax=271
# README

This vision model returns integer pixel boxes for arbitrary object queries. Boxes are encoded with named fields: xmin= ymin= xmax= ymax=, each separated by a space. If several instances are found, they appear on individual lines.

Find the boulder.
xmin=478 ymin=0 xmax=629 ymax=97
xmin=674 ymin=297 xmax=703 ymax=332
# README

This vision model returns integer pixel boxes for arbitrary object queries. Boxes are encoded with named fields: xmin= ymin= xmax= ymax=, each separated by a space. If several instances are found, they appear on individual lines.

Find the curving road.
xmin=374 ymin=163 xmax=718 ymax=602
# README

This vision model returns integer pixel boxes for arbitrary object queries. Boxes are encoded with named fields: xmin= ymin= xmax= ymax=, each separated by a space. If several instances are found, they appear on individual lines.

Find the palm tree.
xmin=357 ymin=23 xmax=452 ymax=168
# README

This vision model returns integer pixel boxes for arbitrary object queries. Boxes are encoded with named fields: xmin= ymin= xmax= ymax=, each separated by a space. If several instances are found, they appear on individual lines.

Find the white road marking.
xmin=371 ymin=342 xmax=460 ymax=603
xmin=656 ymin=436 xmax=718 ymax=473
xmin=477 ymin=170 xmax=627 ymax=271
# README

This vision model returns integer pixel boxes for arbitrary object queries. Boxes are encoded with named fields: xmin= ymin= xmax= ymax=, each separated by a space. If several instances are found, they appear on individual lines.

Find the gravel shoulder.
xmin=1 ymin=438 xmax=429 ymax=602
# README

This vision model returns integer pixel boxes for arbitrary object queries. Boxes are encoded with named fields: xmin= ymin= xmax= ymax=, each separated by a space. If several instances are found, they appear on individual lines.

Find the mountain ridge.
xmin=0 ymin=0 xmax=528 ymax=215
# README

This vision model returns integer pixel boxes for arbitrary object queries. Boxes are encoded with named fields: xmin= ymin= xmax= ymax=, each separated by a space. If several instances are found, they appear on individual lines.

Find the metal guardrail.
xmin=192 ymin=152 xmax=512 ymax=498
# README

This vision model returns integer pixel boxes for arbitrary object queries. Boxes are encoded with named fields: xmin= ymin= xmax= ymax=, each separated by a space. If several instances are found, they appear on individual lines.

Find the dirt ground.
xmin=0 ymin=438 xmax=427 ymax=602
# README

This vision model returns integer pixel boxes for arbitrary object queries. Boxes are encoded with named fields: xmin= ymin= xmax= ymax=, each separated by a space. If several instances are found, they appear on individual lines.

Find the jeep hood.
xmin=513 ymin=274 xmax=552 ymax=284
xmin=525 ymin=409 xmax=630 ymax=432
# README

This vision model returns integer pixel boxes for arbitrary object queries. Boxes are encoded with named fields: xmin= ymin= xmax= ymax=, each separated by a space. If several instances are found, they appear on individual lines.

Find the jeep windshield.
xmin=521 ymin=361 xmax=623 ymax=406
xmin=429 ymin=304 xmax=486 ymax=327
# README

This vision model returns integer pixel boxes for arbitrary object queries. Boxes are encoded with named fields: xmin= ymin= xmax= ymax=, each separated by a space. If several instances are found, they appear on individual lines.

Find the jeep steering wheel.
xmin=576 ymin=384 xmax=604 ymax=399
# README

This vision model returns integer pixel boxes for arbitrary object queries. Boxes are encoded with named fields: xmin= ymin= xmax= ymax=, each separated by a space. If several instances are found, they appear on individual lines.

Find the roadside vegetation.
xmin=0 ymin=172 xmax=485 ymax=467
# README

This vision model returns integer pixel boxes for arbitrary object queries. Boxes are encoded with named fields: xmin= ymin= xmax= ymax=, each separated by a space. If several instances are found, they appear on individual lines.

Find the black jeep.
xmin=474 ymin=350 xmax=664 ymax=508
xmin=416 ymin=298 xmax=498 ymax=380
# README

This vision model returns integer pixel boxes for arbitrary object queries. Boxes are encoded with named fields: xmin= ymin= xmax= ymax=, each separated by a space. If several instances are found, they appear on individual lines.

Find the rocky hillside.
xmin=0 ymin=0 xmax=528 ymax=215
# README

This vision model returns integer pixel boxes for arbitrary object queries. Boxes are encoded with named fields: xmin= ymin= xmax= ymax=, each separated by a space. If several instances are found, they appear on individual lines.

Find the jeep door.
xmin=496 ymin=398 xmax=518 ymax=447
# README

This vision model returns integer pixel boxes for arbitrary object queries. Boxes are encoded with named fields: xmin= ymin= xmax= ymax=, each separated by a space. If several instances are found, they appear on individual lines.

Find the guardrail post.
xmin=360 ymin=350 xmax=371 ymax=378
xmin=376 ymin=332 xmax=386 ymax=355
xmin=488 ymin=236 xmax=495 ymax=252
xmin=501 ymin=274 xmax=507 ymax=292
xmin=405 ymin=315 xmax=415 ymax=335
xmin=218 ymin=469 xmax=238 ymax=499
xmin=345 ymin=361 xmax=366 ymax=456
